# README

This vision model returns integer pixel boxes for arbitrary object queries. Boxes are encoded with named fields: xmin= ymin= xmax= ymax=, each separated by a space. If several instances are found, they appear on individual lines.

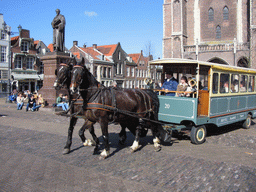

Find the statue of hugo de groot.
xmin=51 ymin=9 xmax=66 ymax=52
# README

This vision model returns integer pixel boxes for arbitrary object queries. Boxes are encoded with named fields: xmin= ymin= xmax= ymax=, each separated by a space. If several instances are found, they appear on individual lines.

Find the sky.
xmin=1 ymin=0 xmax=163 ymax=59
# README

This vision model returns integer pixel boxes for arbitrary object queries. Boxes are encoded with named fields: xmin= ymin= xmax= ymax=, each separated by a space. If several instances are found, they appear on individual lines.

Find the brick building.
xmin=69 ymin=41 xmax=137 ymax=88
xmin=11 ymin=27 xmax=49 ymax=93
xmin=163 ymin=0 xmax=256 ymax=68
xmin=129 ymin=50 xmax=160 ymax=88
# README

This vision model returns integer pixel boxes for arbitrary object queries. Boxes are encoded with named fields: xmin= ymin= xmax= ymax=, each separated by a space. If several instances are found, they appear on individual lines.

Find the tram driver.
xmin=161 ymin=72 xmax=178 ymax=96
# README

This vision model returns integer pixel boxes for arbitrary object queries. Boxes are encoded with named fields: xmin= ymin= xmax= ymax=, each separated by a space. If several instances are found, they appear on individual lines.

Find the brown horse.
xmin=69 ymin=64 xmax=172 ymax=159
xmin=54 ymin=62 xmax=99 ymax=154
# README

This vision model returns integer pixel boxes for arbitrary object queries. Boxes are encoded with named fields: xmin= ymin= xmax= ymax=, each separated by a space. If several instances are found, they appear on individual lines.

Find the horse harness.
xmin=68 ymin=87 xmax=156 ymax=123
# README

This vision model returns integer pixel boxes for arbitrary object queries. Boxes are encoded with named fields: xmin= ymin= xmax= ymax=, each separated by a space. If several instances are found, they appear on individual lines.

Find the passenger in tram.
xmin=185 ymin=77 xmax=197 ymax=97
xmin=231 ymin=79 xmax=239 ymax=93
xmin=220 ymin=81 xmax=229 ymax=93
xmin=161 ymin=72 xmax=178 ymax=96
xmin=176 ymin=76 xmax=188 ymax=97
xmin=240 ymin=81 xmax=246 ymax=92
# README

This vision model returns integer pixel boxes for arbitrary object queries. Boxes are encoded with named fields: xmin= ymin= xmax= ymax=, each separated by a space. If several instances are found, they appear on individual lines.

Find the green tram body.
xmin=158 ymin=95 xmax=256 ymax=127
xmin=150 ymin=58 xmax=256 ymax=144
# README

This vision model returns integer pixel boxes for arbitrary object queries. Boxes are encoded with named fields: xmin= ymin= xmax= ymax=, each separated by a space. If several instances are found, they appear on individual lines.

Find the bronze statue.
xmin=51 ymin=9 xmax=66 ymax=52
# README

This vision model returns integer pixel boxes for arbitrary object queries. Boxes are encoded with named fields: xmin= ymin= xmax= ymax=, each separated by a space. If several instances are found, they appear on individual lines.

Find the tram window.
xmin=240 ymin=75 xmax=247 ymax=92
xmin=231 ymin=74 xmax=239 ymax=93
xmin=212 ymin=73 xmax=219 ymax=94
xmin=199 ymin=74 xmax=208 ymax=90
xmin=220 ymin=74 xmax=230 ymax=93
xmin=249 ymin=76 xmax=255 ymax=92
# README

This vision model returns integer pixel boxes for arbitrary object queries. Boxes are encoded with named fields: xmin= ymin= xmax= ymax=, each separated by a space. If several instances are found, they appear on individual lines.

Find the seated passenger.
xmin=231 ymin=80 xmax=239 ymax=93
xmin=161 ymin=72 xmax=178 ymax=96
xmin=185 ymin=78 xmax=197 ymax=97
xmin=176 ymin=76 xmax=188 ymax=97
xmin=240 ymin=81 xmax=246 ymax=92
xmin=220 ymin=81 xmax=229 ymax=93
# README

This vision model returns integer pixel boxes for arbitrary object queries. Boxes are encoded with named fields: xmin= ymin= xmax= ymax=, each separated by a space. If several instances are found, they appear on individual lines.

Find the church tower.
xmin=163 ymin=0 xmax=188 ymax=58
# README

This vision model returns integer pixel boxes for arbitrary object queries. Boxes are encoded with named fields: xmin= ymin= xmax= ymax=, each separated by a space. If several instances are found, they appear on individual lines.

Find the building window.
xmin=2 ymin=83 xmax=7 ymax=92
xmin=127 ymin=67 xmax=130 ymax=77
xmin=1 ymin=30 xmax=6 ymax=40
xmin=2 ymin=70 xmax=8 ymax=79
xmin=27 ymin=57 xmax=34 ymax=69
xmin=1 ymin=46 xmax=7 ymax=62
xmin=15 ymin=56 xmax=22 ymax=69
xmin=216 ymin=26 xmax=221 ymax=39
xmin=39 ymin=63 xmax=44 ymax=74
xmin=118 ymin=51 xmax=121 ymax=61
xmin=208 ymin=8 xmax=214 ymax=21
xmin=131 ymin=67 xmax=134 ymax=77
xmin=223 ymin=6 xmax=229 ymax=20
xmin=21 ymin=41 xmax=29 ymax=52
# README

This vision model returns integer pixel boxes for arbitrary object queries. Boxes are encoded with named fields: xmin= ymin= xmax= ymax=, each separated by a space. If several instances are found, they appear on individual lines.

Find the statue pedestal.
xmin=39 ymin=52 xmax=71 ymax=106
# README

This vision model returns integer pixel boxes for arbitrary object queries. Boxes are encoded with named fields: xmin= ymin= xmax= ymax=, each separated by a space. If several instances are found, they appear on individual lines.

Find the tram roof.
xmin=149 ymin=58 xmax=256 ymax=74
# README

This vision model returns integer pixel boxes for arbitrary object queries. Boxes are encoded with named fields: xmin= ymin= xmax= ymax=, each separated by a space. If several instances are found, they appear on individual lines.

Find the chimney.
xmin=93 ymin=44 xmax=97 ymax=49
xmin=83 ymin=44 xmax=86 ymax=48
xmin=73 ymin=41 xmax=78 ymax=46
xmin=141 ymin=50 xmax=143 ymax=55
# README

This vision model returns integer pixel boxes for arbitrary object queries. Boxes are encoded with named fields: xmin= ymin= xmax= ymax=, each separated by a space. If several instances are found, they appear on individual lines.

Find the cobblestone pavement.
xmin=0 ymin=99 xmax=256 ymax=191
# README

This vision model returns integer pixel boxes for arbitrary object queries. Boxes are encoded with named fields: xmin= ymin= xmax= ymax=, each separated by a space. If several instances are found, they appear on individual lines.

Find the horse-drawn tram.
xmin=150 ymin=58 xmax=256 ymax=144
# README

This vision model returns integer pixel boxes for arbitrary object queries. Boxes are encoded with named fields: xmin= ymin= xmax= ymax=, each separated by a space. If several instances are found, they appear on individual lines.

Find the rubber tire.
xmin=190 ymin=125 xmax=206 ymax=145
xmin=242 ymin=114 xmax=252 ymax=129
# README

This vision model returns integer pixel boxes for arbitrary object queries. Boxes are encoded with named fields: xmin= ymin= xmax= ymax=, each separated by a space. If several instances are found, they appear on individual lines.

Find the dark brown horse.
xmin=69 ymin=65 xmax=172 ymax=159
xmin=54 ymin=62 xmax=99 ymax=154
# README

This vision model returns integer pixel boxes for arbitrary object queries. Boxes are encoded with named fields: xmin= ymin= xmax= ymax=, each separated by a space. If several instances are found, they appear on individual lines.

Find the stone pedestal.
xmin=39 ymin=52 xmax=71 ymax=106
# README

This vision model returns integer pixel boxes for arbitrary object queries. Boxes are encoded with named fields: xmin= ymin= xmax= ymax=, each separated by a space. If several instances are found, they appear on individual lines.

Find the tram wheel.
xmin=242 ymin=114 xmax=252 ymax=129
xmin=190 ymin=125 xmax=206 ymax=145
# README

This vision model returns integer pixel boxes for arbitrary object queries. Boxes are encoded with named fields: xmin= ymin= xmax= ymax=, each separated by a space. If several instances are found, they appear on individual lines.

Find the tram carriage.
xmin=150 ymin=58 xmax=256 ymax=144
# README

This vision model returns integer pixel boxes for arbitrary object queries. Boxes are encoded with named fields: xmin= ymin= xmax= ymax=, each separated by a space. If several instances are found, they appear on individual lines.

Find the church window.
xmin=208 ymin=8 xmax=214 ymax=21
xmin=216 ymin=26 xmax=221 ymax=39
xmin=223 ymin=6 xmax=229 ymax=20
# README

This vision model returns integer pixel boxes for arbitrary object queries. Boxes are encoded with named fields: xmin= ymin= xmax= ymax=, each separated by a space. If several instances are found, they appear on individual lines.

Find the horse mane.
xmin=82 ymin=66 xmax=102 ymax=88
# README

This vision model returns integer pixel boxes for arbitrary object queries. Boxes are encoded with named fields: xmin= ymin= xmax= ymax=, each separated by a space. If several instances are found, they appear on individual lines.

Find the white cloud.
xmin=84 ymin=11 xmax=98 ymax=17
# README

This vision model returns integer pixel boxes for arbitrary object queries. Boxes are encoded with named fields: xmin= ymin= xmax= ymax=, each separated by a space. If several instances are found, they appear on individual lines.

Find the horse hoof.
xmin=83 ymin=139 xmax=96 ymax=147
xmin=154 ymin=146 xmax=161 ymax=152
xmin=130 ymin=145 xmax=141 ymax=153
xmin=99 ymin=149 xmax=110 ymax=159
xmin=63 ymin=148 xmax=70 ymax=155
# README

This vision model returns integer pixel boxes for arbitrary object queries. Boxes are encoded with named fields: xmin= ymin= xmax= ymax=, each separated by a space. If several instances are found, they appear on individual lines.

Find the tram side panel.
xmin=158 ymin=96 xmax=198 ymax=124
xmin=209 ymin=95 xmax=256 ymax=127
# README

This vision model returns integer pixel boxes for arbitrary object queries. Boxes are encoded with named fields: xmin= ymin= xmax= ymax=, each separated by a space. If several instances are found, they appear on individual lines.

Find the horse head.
xmin=54 ymin=63 xmax=72 ymax=90
xmin=70 ymin=65 xmax=85 ymax=94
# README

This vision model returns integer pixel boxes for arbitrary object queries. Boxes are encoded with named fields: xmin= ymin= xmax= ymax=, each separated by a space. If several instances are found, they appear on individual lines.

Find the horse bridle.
xmin=56 ymin=63 xmax=69 ymax=88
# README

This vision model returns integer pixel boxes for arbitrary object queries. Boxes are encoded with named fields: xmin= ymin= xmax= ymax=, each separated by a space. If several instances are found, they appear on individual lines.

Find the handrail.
xmin=153 ymin=89 xmax=196 ymax=98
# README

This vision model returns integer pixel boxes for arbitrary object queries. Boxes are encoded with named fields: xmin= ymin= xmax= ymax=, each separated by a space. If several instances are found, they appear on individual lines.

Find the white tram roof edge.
xmin=149 ymin=58 xmax=256 ymax=74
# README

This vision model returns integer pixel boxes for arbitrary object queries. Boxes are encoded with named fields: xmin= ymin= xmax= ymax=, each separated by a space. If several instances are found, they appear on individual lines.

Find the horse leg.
xmin=119 ymin=123 xmax=127 ymax=145
xmin=130 ymin=124 xmax=141 ymax=152
xmin=88 ymin=122 xmax=100 ymax=154
xmin=79 ymin=120 xmax=97 ymax=147
xmin=151 ymin=124 xmax=162 ymax=152
xmin=63 ymin=117 xmax=78 ymax=154
xmin=99 ymin=120 xmax=110 ymax=159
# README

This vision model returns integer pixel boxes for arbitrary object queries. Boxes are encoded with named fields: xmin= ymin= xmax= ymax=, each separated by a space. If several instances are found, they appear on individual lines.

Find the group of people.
xmin=222 ymin=80 xmax=247 ymax=93
xmin=15 ymin=91 xmax=45 ymax=111
xmin=161 ymin=72 xmax=200 ymax=97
